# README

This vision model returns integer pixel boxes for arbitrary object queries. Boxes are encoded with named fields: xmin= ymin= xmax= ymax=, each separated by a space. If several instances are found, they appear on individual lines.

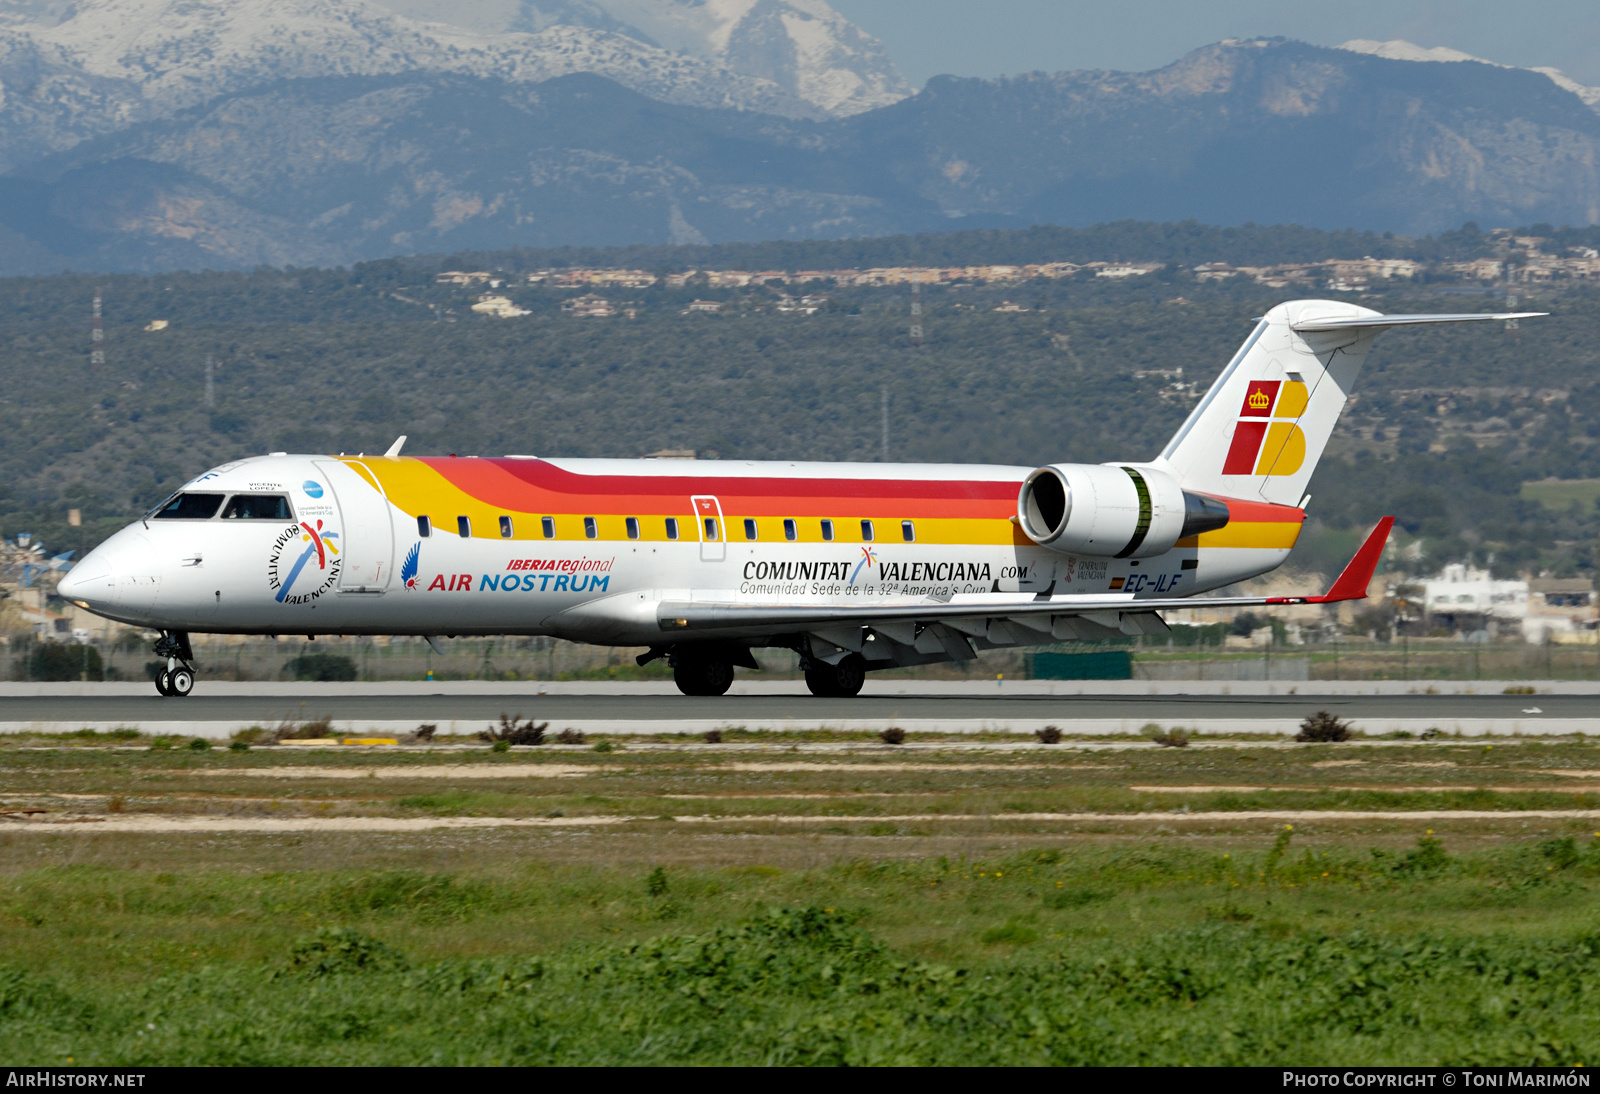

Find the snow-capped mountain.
xmin=0 ymin=0 xmax=908 ymax=170
xmin=376 ymin=0 xmax=911 ymax=116
xmin=1340 ymin=38 xmax=1600 ymax=110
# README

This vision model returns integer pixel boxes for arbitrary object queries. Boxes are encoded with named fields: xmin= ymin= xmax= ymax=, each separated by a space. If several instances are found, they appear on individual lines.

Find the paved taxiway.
xmin=0 ymin=680 xmax=1591 ymax=738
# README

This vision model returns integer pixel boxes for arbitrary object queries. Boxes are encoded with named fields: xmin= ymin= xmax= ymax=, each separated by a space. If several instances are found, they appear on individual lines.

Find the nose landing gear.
xmin=153 ymin=632 xmax=195 ymax=697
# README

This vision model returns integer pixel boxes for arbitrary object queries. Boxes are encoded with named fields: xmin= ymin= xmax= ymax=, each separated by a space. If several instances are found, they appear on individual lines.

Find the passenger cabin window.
xmin=541 ymin=516 xmax=555 ymax=539
xmin=153 ymin=493 xmax=224 ymax=520
xmin=704 ymin=517 xmax=719 ymax=541
xmin=457 ymin=516 xmax=472 ymax=538
xmin=784 ymin=518 xmax=797 ymax=541
xmin=744 ymin=518 xmax=758 ymax=541
xmin=665 ymin=517 xmax=679 ymax=540
xmin=221 ymin=494 xmax=291 ymax=520
xmin=902 ymin=520 xmax=916 ymax=542
xmin=417 ymin=516 xmax=431 ymax=538
xmin=860 ymin=519 xmax=874 ymax=542
xmin=584 ymin=517 xmax=598 ymax=540
xmin=626 ymin=517 xmax=640 ymax=540
xmin=820 ymin=519 xmax=834 ymax=542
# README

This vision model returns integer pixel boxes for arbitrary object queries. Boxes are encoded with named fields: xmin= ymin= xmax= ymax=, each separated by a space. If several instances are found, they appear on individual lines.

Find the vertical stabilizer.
xmin=1156 ymin=300 xmax=1386 ymax=505
xmin=1153 ymin=300 xmax=1543 ymax=505
xmin=1154 ymin=301 xmax=1399 ymax=505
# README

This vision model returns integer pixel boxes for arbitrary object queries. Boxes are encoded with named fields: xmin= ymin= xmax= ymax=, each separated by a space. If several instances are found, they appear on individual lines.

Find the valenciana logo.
xmin=1223 ymin=378 xmax=1309 ymax=477
xmin=268 ymin=519 xmax=341 ymax=604
xmin=849 ymin=546 xmax=877 ymax=585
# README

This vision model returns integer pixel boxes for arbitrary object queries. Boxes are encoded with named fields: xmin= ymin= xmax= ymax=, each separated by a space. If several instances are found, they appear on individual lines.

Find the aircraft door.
xmin=692 ymin=496 xmax=725 ymax=562
xmin=313 ymin=459 xmax=395 ymax=593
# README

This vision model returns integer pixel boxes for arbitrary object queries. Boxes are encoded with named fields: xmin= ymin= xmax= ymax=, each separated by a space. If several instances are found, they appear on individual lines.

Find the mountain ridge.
xmin=7 ymin=36 xmax=1600 ymax=272
xmin=0 ymin=0 xmax=913 ymax=175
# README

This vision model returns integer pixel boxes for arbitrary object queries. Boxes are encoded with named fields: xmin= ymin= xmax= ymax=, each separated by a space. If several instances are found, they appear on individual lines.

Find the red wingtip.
xmin=1308 ymin=516 xmax=1394 ymax=604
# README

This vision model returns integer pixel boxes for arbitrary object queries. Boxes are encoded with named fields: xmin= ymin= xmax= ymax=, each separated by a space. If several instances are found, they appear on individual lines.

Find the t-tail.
xmin=1151 ymin=300 xmax=1543 ymax=506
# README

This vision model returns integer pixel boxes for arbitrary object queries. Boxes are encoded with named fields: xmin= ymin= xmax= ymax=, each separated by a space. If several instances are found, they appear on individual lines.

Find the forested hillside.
xmin=1 ymin=257 xmax=1594 ymax=581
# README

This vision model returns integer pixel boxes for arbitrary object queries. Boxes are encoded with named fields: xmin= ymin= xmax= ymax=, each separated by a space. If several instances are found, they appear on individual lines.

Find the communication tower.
xmin=204 ymin=355 xmax=215 ymax=408
xmin=90 ymin=287 xmax=104 ymax=367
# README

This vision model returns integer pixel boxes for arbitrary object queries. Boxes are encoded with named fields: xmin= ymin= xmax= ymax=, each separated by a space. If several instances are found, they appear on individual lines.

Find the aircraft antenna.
xmin=90 ymin=287 xmax=104 ymax=368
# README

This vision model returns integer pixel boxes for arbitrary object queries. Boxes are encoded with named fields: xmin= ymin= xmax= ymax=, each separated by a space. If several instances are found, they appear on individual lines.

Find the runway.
xmin=0 ymin=680 xmax=1592 ymax=738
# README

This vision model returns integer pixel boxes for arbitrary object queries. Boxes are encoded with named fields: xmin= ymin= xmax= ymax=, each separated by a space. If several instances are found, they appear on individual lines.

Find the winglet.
xmin=384 ymin=435 xmax=407 ymax=458
xmin=1303 ymin=517 xmax=1394 ymax=604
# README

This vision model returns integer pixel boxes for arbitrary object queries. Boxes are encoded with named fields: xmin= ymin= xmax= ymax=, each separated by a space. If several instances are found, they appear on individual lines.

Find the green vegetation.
xmin=1521 ymin=478 xmax=1600 ymax=512
xmin=434 ymin=219 xmax=1495 ymax=278
xmin=21 ymin=641 xmax=103 ymax=682
xmin=6 ymin=840 xmax=1600 ymax=1065
xmin=5 ymin=739 xmax=1600 ymax=1063
xmin=283 ymin=652 xmax=358 ymax=682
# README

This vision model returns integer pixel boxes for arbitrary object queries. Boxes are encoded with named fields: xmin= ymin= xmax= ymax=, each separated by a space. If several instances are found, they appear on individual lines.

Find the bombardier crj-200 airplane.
xmin=59 ymin=300 xmax=1541 ymax=698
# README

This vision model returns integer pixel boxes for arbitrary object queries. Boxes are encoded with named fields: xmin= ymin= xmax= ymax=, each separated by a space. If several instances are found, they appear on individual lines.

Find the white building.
xmin=471 ymin=295 xmax=529 ymax=318
xmin=1423 ymin=563 xmax=1528 ymax=630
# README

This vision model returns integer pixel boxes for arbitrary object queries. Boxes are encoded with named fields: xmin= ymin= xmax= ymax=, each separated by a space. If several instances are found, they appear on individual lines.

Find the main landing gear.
xmin=672 ymin=649 xmax=736 ymax=696
xmin=656 ymin=645 xmax=864 ymax=698
xmin=153 ymin=631 xmax=195 ymax=697
xmin=803 ymin=654 xmax=866 ymax=698
xmin=664 ymin=644 xmax=762 ymax=697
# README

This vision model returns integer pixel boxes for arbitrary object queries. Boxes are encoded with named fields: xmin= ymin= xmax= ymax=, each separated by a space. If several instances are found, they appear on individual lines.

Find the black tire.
xmin=170 ymin=668 xmax=195 ymax=697
xmin=833 ymin=655 xmax=866 ymax=698
xmin=674 ymin=653 xmax=735 ymax=696
xmin=805 ymin=655 xmax=866 ymax=698
xmin=155 ymin=669 xmax=174 ymax=697
xmin=804 ymin=662 xmax=839 ymax=697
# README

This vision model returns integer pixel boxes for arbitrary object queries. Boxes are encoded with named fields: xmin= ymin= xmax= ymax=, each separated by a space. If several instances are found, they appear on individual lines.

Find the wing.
xmin=655 ymin=518 xmax=1392 ymax=660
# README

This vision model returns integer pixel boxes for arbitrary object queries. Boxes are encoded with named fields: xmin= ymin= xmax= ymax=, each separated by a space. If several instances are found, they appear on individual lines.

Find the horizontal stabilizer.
xmin=1277 ymin=517 xmax=1394 ymax=605
xmin=1291 ymin=312 xmax=1545 ymax=332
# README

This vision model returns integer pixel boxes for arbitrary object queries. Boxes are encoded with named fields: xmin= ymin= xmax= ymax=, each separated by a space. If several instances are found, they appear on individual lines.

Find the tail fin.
xmin=1154 ymin=300 xmax=1542 ymax=506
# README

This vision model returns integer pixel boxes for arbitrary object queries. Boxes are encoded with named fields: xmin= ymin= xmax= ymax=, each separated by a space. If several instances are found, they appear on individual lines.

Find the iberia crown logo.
xmin=1223 ymin=379 xmax=1309 ymax=477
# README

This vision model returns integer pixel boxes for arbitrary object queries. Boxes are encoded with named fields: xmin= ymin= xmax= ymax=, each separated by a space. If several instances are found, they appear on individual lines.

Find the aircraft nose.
xmin=56 ymin=554 xmax=110 ymax=601
xmin=58 ymin=532 xmax=161 ymax=616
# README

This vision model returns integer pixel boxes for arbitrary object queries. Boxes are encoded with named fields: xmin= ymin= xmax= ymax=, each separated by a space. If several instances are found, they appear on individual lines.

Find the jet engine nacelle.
xmin=1017 ymin=463 xmax=1229 ymax=559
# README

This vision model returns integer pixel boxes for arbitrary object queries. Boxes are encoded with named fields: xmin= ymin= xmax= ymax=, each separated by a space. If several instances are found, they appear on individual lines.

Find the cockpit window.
xmin=152 ymin=493 xmax=225 ymax=520
xmin=221 ymin=494 xmax=292 ymax=520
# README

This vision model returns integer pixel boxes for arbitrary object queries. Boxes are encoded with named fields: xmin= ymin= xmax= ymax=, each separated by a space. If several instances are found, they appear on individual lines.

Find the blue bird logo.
xmin=401 ymin=541 xmax=420 ymax=590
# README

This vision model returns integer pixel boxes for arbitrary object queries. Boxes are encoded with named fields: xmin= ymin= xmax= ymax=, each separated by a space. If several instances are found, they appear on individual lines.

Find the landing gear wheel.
xmin=804 ymin=655 xmax=866 ymax=698
xmin=673 ymin=653 xmax=735 ymax=696
xmin=152 ymin=632 xmax=196 ymax=698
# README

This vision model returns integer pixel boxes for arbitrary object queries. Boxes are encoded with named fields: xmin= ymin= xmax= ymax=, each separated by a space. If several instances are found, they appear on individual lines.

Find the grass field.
xmin=1521 ymin=478 xmax=1600 ymax=513
xmin=6 ymin=733 xmax=1600 ymax=1065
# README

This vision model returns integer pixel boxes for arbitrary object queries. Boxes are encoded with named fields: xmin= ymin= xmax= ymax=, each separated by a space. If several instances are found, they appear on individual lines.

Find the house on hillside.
xmin=562 ymin=294 xmax=614 ymax=317
xmin=471 ymin=295 xmax=529 ymax=318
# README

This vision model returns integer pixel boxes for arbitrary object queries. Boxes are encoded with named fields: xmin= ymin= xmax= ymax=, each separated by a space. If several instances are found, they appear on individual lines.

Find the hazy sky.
xmin=829 ymin=0 xmax=1600 ymax=87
